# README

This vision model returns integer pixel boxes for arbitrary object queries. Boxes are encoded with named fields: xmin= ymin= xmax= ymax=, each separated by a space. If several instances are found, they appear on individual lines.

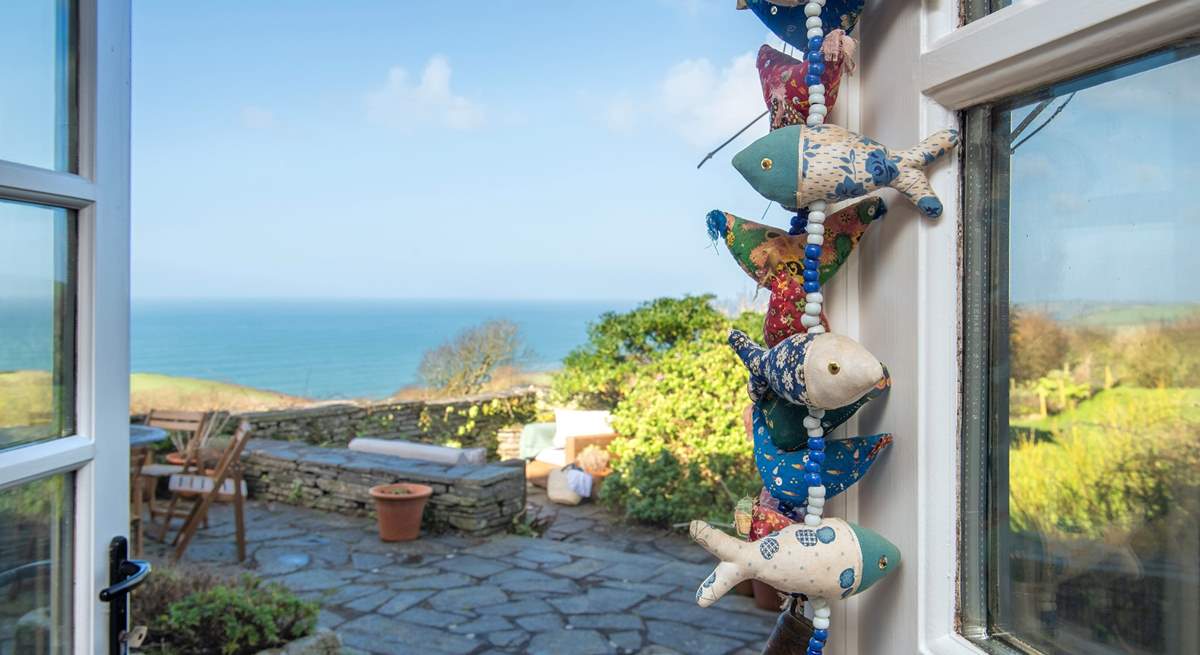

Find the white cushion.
xmin=533 ymin=448 xmax=567 ymax=467
xmin=348 ymin=438 xmax=486 ymax=466
xmin=552 ymin=409 xmax=613 ymax=448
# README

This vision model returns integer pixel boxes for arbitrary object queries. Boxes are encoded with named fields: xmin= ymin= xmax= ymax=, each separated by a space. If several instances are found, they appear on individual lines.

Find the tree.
xmin=550 ymin=295 xmax=730 ymax=409
xmin=418 ymin=320 xmax=528 ymax=396
xmin=1010 ymin=309 xmax=1069 ymax=382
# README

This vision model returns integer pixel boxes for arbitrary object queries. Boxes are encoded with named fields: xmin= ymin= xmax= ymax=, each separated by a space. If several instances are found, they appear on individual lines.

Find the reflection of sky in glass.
xmin=1008 ymin=52 xmax=1200 ymax=305
xmin=0 ymin=0 xmax=72 ymax=170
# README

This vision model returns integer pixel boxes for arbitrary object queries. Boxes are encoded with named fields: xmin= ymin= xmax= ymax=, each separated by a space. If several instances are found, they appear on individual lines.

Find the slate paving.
xmin=146 ymin=485 xmax=772 ymax=655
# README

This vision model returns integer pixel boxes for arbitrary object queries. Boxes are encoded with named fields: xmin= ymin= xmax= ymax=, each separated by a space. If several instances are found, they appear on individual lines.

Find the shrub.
xmin=600 ymin=312 xmax=764 ymax=526
xmin=134 ymin=567 xmax=316 ymax=655
xmin=418 ymin=320 xmax=529 ymax=396
xmin=1010 ymin=389 xmax=1200 ymax=542
xmin=551 ymin=295 xmax=728 ymax=409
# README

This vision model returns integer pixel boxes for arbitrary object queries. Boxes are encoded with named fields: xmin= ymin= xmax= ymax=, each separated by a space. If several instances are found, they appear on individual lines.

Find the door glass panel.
xmin=0 ymin=0 xmax=76 ymax=171
xmin=0 ymin=474 xmax=73 ymax=655
xmin=0 ymin=200 xmax=76 ymax=449
xmin=965 ymin=46 xmax=1200 ymax=654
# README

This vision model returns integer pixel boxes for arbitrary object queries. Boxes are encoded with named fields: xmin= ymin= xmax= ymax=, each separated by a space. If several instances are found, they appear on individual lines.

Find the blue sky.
xmin=131 ymin=1 xmax=782 ymax=301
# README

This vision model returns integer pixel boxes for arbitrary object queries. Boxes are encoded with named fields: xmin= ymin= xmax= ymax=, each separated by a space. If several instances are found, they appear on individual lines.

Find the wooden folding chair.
xmin=167 ymin=421 xmax=252 ymax=563
xmin=129 ymin=447 xmax=152 ymax=557
xmin=139 ymin=410 xmax=215 ymax=523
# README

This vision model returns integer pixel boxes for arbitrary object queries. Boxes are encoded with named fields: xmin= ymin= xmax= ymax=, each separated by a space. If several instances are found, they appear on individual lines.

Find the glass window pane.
xmin=0 ymin=200 xmax=76 ymax=449
xmin=0 ymin=474 xmax=73 ymax=655
xmin=966 ymin=45 xmax=1200 ymax=654
xmin=0 ymin=0 xmax=76 ymax=171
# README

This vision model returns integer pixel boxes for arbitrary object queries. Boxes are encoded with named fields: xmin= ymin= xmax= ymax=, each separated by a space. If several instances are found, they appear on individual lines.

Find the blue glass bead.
xmin=808 ymin=437 xmax=826 ymax=451
xmin=803 ymin=269 xmax=819 ymax=282
xmin=804 ymin=472 xmax=822 ymax=486
xmin=809 ymin=450 xmax=826 ymax=464
xmin=805 ymin=461 xmax=821 ymax=474
xmin=804 ymin=281 xmax=820 ymax=293
xmin=805 ymin=244 xmax=822 ymax=259
xmin=789 ymin=213 xmax=807 ymax=236
xmin=808 ymin=649 xmax=821 ymax=655
xmin=804 ymin=73 xmax=821 ymax=87
xmin=814 ymin=629 xmax=829 ymax=641
xmin=803 ymin=256 xmax=820 ymax=270
xmin=808 ymin=36 xmax=824 ymax=52
xmin=808 ymin=61 xmax=825 ymax=76
xmin=807 ymin=50 xmax=823 ymax=64
xmin=809 ymin=638 xmax=825 ymax=650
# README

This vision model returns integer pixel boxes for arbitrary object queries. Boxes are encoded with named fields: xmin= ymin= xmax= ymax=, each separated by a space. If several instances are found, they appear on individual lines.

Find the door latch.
xmin=98 ymin=537 xmax=152 ymax=655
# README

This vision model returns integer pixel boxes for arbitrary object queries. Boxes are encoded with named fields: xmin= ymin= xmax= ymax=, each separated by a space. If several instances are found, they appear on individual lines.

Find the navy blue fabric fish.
xmin=740 ymin=0 xmax=867 ymax=48
xmin=753 ymin=404 xmax=892 ymax=504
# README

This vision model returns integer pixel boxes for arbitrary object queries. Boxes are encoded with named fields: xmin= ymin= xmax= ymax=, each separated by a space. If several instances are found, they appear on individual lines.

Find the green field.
xmin=0 ymin=370 xmax=307 ymax=431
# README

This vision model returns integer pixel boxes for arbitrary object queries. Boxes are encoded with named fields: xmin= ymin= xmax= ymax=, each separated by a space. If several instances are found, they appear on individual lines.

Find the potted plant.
xmin=369 ymin=482 xmax=433 ymax=541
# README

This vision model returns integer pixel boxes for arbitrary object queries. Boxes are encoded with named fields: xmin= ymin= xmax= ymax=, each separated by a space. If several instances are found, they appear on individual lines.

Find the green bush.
xmin=135 ymin=568 xmax=316 ymax=655
xmin=551 ymin=295 xmax=729 ymax=409
xmin=602 ymin=336 xmax=763 ymax=525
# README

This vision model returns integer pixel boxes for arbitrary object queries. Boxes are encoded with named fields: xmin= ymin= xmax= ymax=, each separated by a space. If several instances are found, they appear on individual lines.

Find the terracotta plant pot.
xmin=752 ymin=579 xmax=784 ymax=611
xmin=369 ymin=483 xmax=433 ymax=542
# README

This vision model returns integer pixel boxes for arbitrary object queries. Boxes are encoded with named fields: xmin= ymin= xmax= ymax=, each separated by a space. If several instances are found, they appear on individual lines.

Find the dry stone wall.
xmin=224 ymin=388 xmax=538 ymax=457
xmin=241 ymin=439 xmax=525 ymax=535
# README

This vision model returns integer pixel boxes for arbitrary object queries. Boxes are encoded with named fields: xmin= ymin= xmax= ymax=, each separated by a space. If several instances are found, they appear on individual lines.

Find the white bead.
xmin=805 ymin=303 xmax=821 ymax=316
xmin=802 ymin=416 xmax=821 ymax=429
xmin=806 ymin=234 xmax=823 ymax=245
xmin=807 ymin=210 xmax=826 ymax=224
xmin=809 ymin=93 xmax=825 ymax=106
xmin=805 ymin=3 xmax=822 ymax=17
xmin=815 ymin=606 xmax=832 ymax=619
xmin=806 ymin=16 xmax=822 ymax=29
xmin=805 ymin=223 xmax=824 ymax=236
xmin=813 ymin=617 xmax=831 ymax=630
xmin=801 ymin=314 xmax=821 ymax=328
xmin=807 ymin=292 xmax=824 ymax=303
xmin=814 ymin=0 xmax=826 ymax=5
xmin=807 ymin=426 xmax=824 ymax=437
xmin=806 ymin=114 xmax=823 ymax=127
xmin=804 ymin=514 xmax=822 ymax=527
xmin=807 ymin=496 xmax=825 ymax=509
xmin=807 ymin=27 xmax=823 ymax=38
xmin=808 ymin=408 xmax=825 ymax=418
xmin=806 ymin=325 xmax=826 ymax=334
xmin=809 ymin=84 xmax=825 ymax=96
xmin=810 ymin=104 xmax=827 ymax=116
xmin=809 ymin=200 xmax=827 ymax=212
xmin=810 ymin=598 xmax=829 ymax=610
xmin=808 ymin=484 xmax=826 ymax=497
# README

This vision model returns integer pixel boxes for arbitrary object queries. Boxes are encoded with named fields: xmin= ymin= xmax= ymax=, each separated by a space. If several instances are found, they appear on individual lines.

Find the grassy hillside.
xmin=0 ymin=370 xmax=307 ymax=430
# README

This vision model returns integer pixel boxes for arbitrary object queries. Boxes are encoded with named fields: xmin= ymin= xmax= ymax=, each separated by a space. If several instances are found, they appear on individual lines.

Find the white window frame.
xmin=0 ymin=1 xmax=131 ymax=653
xmin=846 ymin=0 xmax=1200 ymax=653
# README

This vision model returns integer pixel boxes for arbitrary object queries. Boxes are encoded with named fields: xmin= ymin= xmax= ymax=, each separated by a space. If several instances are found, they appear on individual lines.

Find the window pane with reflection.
xmin=0 ymin=0 xmax=76 ymax=171
xmin=993 ymin=47 xmax=1200 ymax=654
xmin=0 ymin=200 xmax=76 ymax=449
xmin=0 ymin=474 xmax=73 ymax=655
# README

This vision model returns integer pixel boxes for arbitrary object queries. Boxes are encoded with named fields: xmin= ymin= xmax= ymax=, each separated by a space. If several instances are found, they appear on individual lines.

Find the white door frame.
xmin=0 ymin=1 xmax=131 ymax=652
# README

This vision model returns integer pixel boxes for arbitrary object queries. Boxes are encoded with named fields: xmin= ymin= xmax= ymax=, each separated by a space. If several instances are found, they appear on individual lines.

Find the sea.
xmin=125 ymin=299 xmax=637 ymax=400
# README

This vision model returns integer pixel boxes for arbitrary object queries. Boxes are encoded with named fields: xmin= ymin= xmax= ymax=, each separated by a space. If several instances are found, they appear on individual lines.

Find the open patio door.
xmin=0 ymin=1 xmax=134 ymax=653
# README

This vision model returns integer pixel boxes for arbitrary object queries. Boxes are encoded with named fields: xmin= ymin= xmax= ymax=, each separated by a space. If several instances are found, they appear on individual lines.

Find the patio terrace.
xmin=145 ymin=485 xmax=777 ymax=655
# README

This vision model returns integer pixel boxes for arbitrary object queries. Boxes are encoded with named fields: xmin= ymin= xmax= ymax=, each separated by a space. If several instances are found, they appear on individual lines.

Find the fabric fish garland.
xmin=691 ymin=517 xmax=900 ymax=606
xmin=707 ymin=196 xmax=885 ymax=347
xmin=758 ymin=369 xmax=889 ymax=451
xmin=733 ymin=124 xmax=960 ymax=216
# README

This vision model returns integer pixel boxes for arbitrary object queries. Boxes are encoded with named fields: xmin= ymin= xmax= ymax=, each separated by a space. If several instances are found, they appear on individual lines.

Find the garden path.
xmin=147 ymin=486 xmax=777 ymax=655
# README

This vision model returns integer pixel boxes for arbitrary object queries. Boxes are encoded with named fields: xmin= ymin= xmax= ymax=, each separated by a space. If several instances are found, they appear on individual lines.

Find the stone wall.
xmin=226 ymin=388 xmax=538 ymax=458
xmin=241 ymin=439 xmax=525 ymax=535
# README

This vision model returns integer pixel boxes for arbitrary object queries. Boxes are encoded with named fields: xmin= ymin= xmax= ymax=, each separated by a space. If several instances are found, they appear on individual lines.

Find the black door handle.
xmin=98 ymin=536 xmax=152 ymax=655
xmin=99 ymin=559 xmax=151 ymax=602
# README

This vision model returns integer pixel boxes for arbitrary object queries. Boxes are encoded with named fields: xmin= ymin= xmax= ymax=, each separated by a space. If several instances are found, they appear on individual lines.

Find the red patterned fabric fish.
xmin=757 ymin=44 xmax=844 ymax=129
